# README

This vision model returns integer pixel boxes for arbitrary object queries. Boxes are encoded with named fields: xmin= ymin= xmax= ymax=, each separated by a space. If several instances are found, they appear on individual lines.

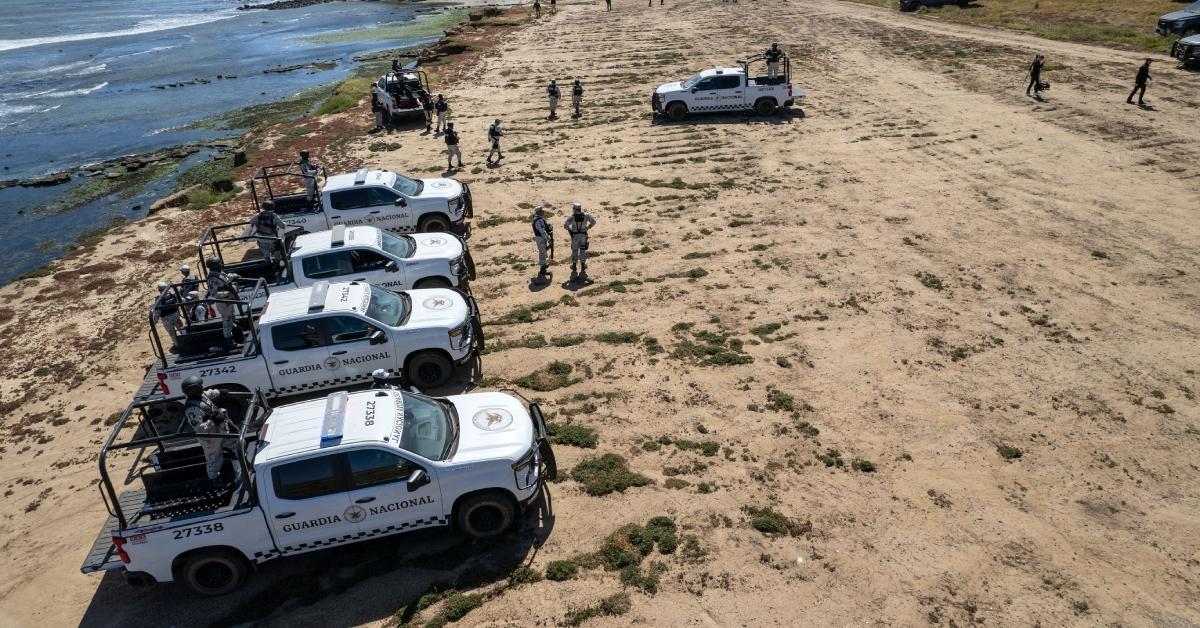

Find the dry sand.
xmin=1 ymin=0 xmax=1199 ymax=626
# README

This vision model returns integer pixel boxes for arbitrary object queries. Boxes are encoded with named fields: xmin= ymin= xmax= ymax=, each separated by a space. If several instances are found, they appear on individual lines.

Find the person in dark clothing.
xmin=420 ymin=92 xmax=433 ymax=132
xmin=765 ymin=42 xmax=784 ymax=79
xmin=1026 ymin=54 xmax=1044 ymax=98
xmin=547 ymin=79 xmax=560 ymax=119
xmin=549 ymin=0 xmax=556 ymax=13
xmin=571 ymin=79 xmax=584 ymax=118
xmin=486 ymin=119 xmax=505 ymax=164
xmin=534 ymin=0 xmax=541 ymax=18
xmin=434 ymin=94 xmax=449 ymax=132
xmin=444 ymin=122 xmax=463 ymax=170
xmin=1127 ymin=58 xmax=1152 ymax=106
xmin=606 ymin=0 xmax=611 ymax=10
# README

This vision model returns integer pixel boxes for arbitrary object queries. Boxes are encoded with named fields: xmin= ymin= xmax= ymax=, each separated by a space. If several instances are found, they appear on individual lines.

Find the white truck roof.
xmin=256 ymin=390 xmax=403 ymax=463
xmin=291 ymin=226 xmax=382 ymax=257
xmin=324 ymin=168 xmax=396 ymax=192
xmin=259 ymin=281 xmax=372 ymax=325
xmin=698 ymin=67 xmax=745 ymax=78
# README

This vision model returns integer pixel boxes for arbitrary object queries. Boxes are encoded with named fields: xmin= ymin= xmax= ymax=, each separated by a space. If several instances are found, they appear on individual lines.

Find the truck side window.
xmin=367 ymin=187 xmax=400 ymax=206
xmin=713 ymin=75 xmax=741 ymax=90
xmin=350 ymin=249 xmax=390 ymax=272
xmin=271 ymin=321 xmax=327 ymax=351
xmin=302 ymin=252 xmax=353 ymax=279
xmin=346 ymin=449 xmax=416 ymax=489
xmin=694 ymin=78 xmax=717 ymax=91
xmin=330 ymin=189 xmax=371 ymax=211
xmin=324 ymin=315 xmax=378 ymax=344
xmin=272 ymin=455 xmax=344 ymax=500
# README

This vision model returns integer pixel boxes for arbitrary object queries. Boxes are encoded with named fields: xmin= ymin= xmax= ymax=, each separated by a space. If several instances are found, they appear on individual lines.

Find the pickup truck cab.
xmin=250 ymin=164 xmax=473 ymax=236
xmin=1157 ymin=1 xmax=1200 ymax=38
xmin=144 ymin=280 xmax=483 ymax=402
xmin=652 ymin=57 xmax=803 ymax=121
xmin=82 ymin=388 xmax=556 ymax=595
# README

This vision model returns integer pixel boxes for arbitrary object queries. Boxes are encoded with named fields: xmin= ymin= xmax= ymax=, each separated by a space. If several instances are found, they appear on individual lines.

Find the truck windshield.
xmin=390 ymin=174 xmax=423 ymax=197
xmin=681 ymin=73 xmax=704 ymax=88
xmin=397 ymin=392 xmax=455 ymax=461
xmin=365 ymin=285 xmax=411 ymax=327
xmin=380 ymin=232 xmax=415 ymax=258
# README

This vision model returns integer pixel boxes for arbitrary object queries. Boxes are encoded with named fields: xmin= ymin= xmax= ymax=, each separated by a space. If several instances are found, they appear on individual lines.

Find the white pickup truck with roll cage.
xmin=142 ymin=279 xmax=483 ymax=404
xmin=651 ymin=54 xmax=804 ymax=121
xmin=250 ymin=163 xmax=473 ymax=236
xmin=195 ymin=222 xmax=477 ymax=312
xmin=80 ymin=387 xmax=556 ymax=595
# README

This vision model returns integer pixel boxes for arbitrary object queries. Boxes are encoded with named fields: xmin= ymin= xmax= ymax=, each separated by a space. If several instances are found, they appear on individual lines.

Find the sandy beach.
xmin=1 ymin=0 xmax=1198 ymax=626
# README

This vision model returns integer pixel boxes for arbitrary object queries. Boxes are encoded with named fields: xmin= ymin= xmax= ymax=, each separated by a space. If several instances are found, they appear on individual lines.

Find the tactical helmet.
xmin=182 ymin=376 xmax=204 ymax=398
xmin=299 ymin=149 xmax=310 ymax=160
xmin=206 ymin=258 xmax=223 ymax=272
xmin=180 ymin=264 xmax=190 ymax=274
xmin=572 ymin=202 xmax=583 ymax=212
xmin=157 ymin=281 xmax=169 ymax=291
xmin=534 ymin=205 xmax=545 ymax=214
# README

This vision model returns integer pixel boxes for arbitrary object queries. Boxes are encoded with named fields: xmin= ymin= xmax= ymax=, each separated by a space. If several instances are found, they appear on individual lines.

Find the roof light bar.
xmin=331 ymin=224 xmax=346 ymax=248
xmin=320 ymin=391 xmax=348 ymax=442
xmin=353 ymin=168 xmax=369 ymax=185
xmin=308 ymin=281 xmax=330 ymax=312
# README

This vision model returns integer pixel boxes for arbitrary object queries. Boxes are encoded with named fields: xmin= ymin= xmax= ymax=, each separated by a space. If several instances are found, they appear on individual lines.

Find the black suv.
xmin=1156 ymin=0 xmax=1200 ymax=38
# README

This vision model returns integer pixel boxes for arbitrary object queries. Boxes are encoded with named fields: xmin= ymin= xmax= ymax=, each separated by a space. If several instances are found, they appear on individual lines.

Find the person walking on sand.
xmin=550 ymin=0 xmax=556 ymax=13
xmin=606 ymin=0 xmax=611 ymax=10
xmin=531 ymin=205 xmax=553 ymax=281
xmin=534 ymin=0 xmax=541 ymax=18
xmin=444 ymin=122 xmax=463 ymax=170
xmin=564 ymin=203 xmax=596 ymax=282
xmin=1026 ymin=54 xmax=1044 ymax=99
xmin=547 ymin=79 xmax=560 ymax=120
xmin=1126 ymin=58 xmax=1152 ymax=106
xmin=486 ymin=118 xmax=505 ymax=164
xmin=434 ymin=94 xmax=448 ymax=132
xmin=420 ymin=92 xmax=433 ymax=133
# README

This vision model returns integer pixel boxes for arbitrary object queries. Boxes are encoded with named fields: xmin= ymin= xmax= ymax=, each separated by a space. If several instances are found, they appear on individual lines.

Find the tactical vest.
xmin=569 ymin=213 xmax=588 ymax=234
xmin=532 ymin=217 xmax=548 ymax=237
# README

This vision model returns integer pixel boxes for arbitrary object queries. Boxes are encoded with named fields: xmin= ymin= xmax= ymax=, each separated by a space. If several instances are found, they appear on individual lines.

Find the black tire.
xmin=899 ymin=0 xmax=917 ymax=11
xmin=754 ymin=98 xmax=777 ymax=116
xmin=413 ymin=276 xmax=454 ymax=289
xmin=456 ymin=491 xmax=516 ymax=539
xmin=666 ymin=101 xmax=687 ymax=122
xmin=418 ymin=214 xmax=452 ymax=233
xmin=177 ymin=549 xmax=247 ymax=596
xmin=406 ymin=351 xmax=453 ymax=388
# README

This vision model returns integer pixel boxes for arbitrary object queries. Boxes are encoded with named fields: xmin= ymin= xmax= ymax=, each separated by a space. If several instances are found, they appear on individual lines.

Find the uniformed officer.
xmin=486 ymin=118 xmax=505 ymax=164
xmin=571 ymin=79 xmax=584 ymax=118
xmin=563 ymin=202 xmax=596 ymax=280
xmin=444 ymin=122 xmax=463 ymax=170
xmin=185 ymin=291 xmax=208 ymax=323
xmin=532 ymin=206 xmax=553 ymax=279
xmin=765 ymin=42 xmax=784 ymax=79
xmin=180 ymin=264 xmax=199 ymax=296
xmin=248 ymin=201 xmax=284 ymax=266
xmin=434 ymin=94 xmax=449 ymax=132
xmin=420 ymin=92 xmax=434 ymax=132
xmin=297 ymin=150 xmax=319 ymax=206
xmin=154 ymin=281 xmax=182 ymax=348
xmin=182 ymin=376 xmax=234 ymax=482
xmin=547 ymin=80 xmax=560 ymax=119
xmin=204 ymin=258 xmax=238 ymax=346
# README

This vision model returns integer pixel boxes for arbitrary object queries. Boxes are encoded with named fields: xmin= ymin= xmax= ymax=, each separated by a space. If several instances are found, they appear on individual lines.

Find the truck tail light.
xmin=112 ymin=536 xmax=130 ymax=563
xmin=787 ymin=84 xmax=792 ymax=97
xmin=155 ymin=372 xmax=169 ymax=395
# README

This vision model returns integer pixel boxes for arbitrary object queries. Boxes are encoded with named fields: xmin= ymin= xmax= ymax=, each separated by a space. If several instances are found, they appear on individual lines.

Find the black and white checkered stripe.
xmin=257 ymin=516 xmax=450 ymax=558
xmin=693 ymin=103 xmax=750 ymax=111
xmin=274 ymin=373 xmax=370 ymax=395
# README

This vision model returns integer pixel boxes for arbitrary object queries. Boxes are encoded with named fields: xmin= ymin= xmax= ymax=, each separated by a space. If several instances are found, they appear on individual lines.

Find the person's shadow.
xmin=1137 ymin=102 xmax=1157 ymax=111
xmin=528 ymin=273 xmax=553 ymax=292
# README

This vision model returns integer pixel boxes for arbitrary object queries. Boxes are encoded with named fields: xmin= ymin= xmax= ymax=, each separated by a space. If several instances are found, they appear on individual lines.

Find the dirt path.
xmin=1 ymin=0 xmax=1198 ymax=626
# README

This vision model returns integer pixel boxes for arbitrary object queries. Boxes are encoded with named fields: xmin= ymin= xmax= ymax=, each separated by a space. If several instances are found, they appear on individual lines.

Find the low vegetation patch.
xmin=570 ymin=454 xmax=653 ymax=496
xmin=545 ymin=559 xmax=579 ymax=581
xmin=997 ymin=444 xmax=1023 ymax=460
xmin=547 ymin=422 xmax=599 ymax=448
xmin=514 ymin=361 xmax=579 ymax=392
xmin=743 ymin=506 xmax=811 ymax=537
xmin=563 ymin=592 xmax=631 ymax=627
xmin=671 ymin=328 xmax=752 ymax=366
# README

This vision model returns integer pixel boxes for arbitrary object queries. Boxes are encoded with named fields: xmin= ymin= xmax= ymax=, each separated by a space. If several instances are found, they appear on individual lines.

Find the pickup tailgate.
xmin=81 ymin=488 xmax=146 ymax=573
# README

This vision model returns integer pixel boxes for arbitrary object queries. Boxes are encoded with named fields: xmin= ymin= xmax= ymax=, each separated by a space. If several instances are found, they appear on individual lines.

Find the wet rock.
xmin=0 ymin=179 xmax=18 ymax=190
xmin=18 ymin=172 xmax=71 ymax=187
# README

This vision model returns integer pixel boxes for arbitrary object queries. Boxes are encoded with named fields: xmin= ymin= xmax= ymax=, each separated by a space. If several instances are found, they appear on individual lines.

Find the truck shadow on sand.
xmin=80 ymin=489 xmax=556 ymax=628
xmin=652 ymin=108 xmax=804 ymax=126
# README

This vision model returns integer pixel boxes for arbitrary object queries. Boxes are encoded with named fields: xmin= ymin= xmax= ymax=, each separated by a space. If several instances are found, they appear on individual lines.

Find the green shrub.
xmin=548 ymin=422 xmax=599 ymax=448
xmin=545 ymin=559 xmax=579 ymax=581
xmin=570 ymin=454 xmax=652 ymax=496
xmin=315 ymin=93 xmax=359 ymax=115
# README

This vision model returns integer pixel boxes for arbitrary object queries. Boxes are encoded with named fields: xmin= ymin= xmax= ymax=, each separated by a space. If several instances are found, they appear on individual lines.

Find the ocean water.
xmin=0 ymin=0 xmax=461 ymax=284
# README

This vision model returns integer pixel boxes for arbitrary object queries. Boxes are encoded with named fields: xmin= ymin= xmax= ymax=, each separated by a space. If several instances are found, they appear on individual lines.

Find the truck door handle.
xmin=273 ymin=360 xmax=289 ymax=365
xmin=332 ymin=350 xmax=348 ymax=355
xmin=274 ymin=512 xmax=295 ymax=519
xmin=355 ymin=496 xmax=376 ymax=504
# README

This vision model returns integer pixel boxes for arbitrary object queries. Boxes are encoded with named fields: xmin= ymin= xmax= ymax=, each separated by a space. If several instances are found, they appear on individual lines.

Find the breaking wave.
xmin=0 ymin=13 xmax=237 ymax=53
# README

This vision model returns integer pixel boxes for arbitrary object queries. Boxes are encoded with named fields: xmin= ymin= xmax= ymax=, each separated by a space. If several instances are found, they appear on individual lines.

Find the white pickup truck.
xmin=143 ymin=280 xmax=482 ymax=402
xmin=197 ymin=223 xmax=476 ymax=310
xmin=250 ymin=165 xmax=473 ymax=235
xmin=81 ymin=388 xmax=556 ymax=595
xmin=651 ymin=57 xmax=803 ymax=121
xmin=371 ymin=68 xmax=430 ymax=123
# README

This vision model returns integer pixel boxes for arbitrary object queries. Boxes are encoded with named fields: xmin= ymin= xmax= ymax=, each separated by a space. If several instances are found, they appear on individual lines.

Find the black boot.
xmin=580 ymin=262 xmax=588 ymax=280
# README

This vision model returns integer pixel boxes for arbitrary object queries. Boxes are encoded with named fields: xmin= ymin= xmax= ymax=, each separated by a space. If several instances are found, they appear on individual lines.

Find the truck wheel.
xmin=666 ymin=102 xmax=687 ymax=122
xmin=456 ymin=491 xmax=516 ymax=539
xmin=755 ymin=98 xmax=777 ymax=116
xmin=418 ymin=214 xmax=452 ymax=232
xmin=406 ymin=351 xmax=453 ymax=388
xmin=177 ymin=549 xmax=247 ymax=596
xmin=414 ymin=276 xmax=453 ymax=289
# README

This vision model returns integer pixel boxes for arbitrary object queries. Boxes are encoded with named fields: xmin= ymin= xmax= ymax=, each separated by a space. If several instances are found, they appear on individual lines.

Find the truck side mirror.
xmin=691 ymin=87 xmax=698 ymax=93
xmin=385 ymin=261 xmax=399 ymax=273
xmin=369 ymin=330 xmax=387 ymax=345
xmin=406 ymin=469 xmax=430 ymax=492
xmin=394 ymin=197 xmax=407 ymax=207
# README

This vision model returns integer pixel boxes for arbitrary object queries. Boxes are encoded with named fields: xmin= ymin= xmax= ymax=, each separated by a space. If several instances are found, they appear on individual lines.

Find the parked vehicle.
xmin=81 ymin=388 xmax=555 ymax=595
xmin=1171 ymin=33 xmax=1200 ymax=67
xmin=371 ymin=67 xmax=431 ymax=123
xmin=652 ymin=56 xmax=803 ymax=121
xmin=1157 ymin=1 xmax=1200 ymax=38
xmin=899 ymin=0 xmax=970 ymax=11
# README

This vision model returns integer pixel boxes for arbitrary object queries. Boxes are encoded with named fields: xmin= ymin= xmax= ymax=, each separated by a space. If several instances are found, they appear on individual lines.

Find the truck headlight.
xmin=449 ymin=255 xmax=463 ymax=276
xmin=512 ymin=446 xmax=539 ymax=489
xmin=448 ymin=196 xmax=463 ymax=213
